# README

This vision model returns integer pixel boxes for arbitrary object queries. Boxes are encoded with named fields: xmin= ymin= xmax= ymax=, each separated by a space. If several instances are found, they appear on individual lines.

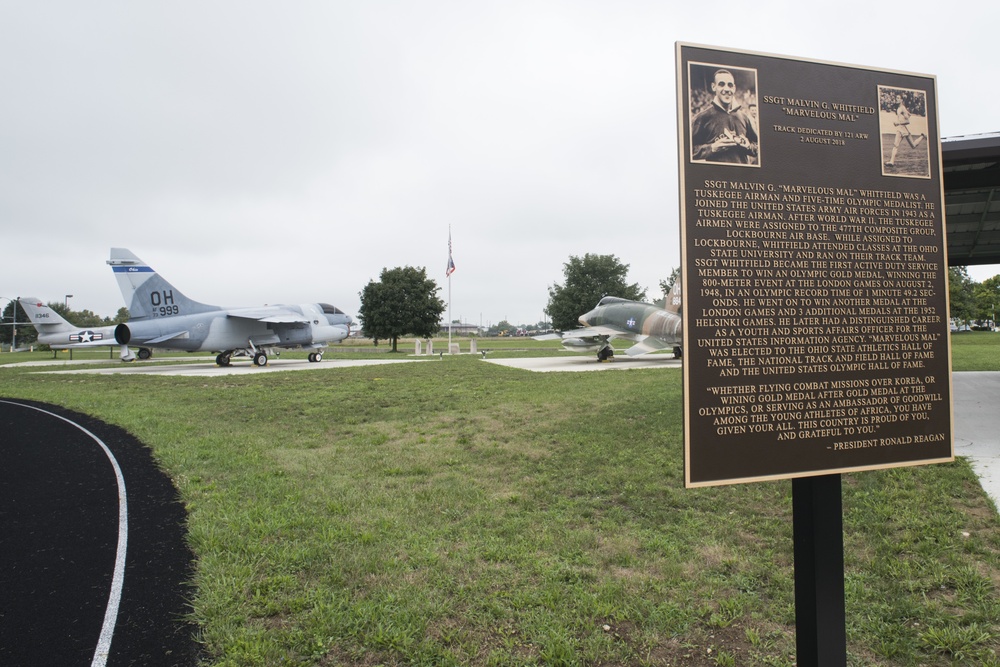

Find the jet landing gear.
xmin=307 ymin=352 xmax=324 ymax=363
xmin=215 ymin=348 xmax=278 ymax=366
xmin=597 ymin=346 xmax=614 ymax=362
xmin=214 ymin=351 xmax=269 ymax=366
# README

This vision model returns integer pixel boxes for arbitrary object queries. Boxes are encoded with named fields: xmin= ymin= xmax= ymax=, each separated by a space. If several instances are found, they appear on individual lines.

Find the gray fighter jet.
xmin=537 ymin=282 xmax=682 ymax=362
xmin=108 ymin=248 xmax=352 ymax=366
xmin=18 ymin=297 xmax=137 ymax=360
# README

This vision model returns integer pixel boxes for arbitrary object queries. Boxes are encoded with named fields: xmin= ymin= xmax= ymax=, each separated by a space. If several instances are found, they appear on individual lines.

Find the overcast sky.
xmin=2 ymin=1 xmax=997 ymax=326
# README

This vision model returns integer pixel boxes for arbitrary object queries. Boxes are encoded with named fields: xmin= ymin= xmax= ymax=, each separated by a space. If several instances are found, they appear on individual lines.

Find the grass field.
xmin=949 ymin=331 xmax=1000 ymax=372
xmin=2 ymin=333 xmax=1000 ymax=665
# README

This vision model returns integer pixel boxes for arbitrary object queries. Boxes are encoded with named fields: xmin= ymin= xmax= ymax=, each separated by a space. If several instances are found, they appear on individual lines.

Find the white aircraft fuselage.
xmin=109 ymin=248 xmax=352 ymax=366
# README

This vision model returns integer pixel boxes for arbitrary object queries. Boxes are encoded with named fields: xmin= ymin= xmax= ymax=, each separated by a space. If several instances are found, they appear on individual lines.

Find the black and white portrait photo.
xmin=689 ymin=63 xmax=760 ymax=166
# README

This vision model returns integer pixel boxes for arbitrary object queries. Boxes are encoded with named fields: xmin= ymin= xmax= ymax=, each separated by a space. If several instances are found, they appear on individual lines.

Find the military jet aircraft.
xmin=107 ymin=248 xmax=353 ymax=366
xmin=537 ymin=282 xmax=682 ymax=361
xmin=18 ymin=297 xmax=137 ymax=361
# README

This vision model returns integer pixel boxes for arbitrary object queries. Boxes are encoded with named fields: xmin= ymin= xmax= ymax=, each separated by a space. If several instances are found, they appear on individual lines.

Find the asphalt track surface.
xmin=0 ymin=399 xmax=198 ymax=667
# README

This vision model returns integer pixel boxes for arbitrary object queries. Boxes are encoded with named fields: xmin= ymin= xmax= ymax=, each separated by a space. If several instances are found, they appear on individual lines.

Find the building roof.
xmin=943 ymin=132 xmax=1000 ymax=266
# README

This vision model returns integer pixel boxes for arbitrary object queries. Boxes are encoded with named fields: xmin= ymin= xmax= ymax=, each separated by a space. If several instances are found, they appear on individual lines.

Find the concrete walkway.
xmin=953 ymin=372 xmax=1000 ymax=509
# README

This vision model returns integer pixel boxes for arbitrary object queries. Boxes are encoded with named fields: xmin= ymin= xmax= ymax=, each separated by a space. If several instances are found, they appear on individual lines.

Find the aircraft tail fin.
xmin=655 ymin=280 xmax=682 ymax=314
xmin=107 ymin=248 xmax=216 ymax=319
xmin=18 ymin=298 xmax=75 ymax=333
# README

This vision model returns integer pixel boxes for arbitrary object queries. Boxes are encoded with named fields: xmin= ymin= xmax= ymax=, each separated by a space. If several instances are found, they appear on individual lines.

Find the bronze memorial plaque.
xmin=677 ymin=44 xmax=953 ymax=488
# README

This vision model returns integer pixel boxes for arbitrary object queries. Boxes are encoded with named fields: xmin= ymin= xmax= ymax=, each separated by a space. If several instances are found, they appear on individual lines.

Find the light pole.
xmin=1 ymin=296 xmax=16 ymax=352
xmin=65 ymin=294 xmax=73 ymax=309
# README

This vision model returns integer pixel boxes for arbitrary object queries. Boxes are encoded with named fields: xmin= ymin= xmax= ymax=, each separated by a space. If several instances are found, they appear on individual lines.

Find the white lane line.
xmin=0 ymin=400 xmax=128 ymax=667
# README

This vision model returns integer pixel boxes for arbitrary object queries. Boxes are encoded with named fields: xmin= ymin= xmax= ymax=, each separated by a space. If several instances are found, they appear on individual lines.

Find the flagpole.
xmin=447 ymin=226 xmax=454 ymax=353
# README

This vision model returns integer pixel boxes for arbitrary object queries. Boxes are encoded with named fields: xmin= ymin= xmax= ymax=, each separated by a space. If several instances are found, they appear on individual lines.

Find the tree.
xmin=546 ymin=254 xmax=645 ymax=331
xmin=358 ymin=266 xmax=446 ymax=352
xmin=658 ymin=267 xmax=681 ymax=305
xmin=948 ymin=266 xmax=975 ymax=325
xmin=1 ymin=300 xmax=31 ymax=348
xmin=973 ymin=275 xmax=1000 ymax=326
xmin=73 ymin=309 xmax=107 ymax=327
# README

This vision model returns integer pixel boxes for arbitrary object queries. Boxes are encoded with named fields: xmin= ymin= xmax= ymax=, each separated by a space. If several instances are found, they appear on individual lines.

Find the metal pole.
xmin=792 ymin=474 xmax=847 ymax=666
xmin=447 ymin=226 xmax=453 ymax=353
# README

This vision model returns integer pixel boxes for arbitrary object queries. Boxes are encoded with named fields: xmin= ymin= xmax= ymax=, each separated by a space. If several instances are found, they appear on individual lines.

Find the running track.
xmin=0 ymin=399 xmax=198 ymax=666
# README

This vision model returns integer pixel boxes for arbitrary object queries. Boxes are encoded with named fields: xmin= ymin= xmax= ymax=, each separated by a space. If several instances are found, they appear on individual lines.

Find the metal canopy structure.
xmin=943 ymin=132 xmax=1000 ymax=267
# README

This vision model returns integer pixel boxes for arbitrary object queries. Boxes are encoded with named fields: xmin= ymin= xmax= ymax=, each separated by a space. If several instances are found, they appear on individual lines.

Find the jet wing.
xmin=562 ymin=327 xmax=624 ymax=338
xmin=624 ymin=336 xmax=671 ymax=356
xmin=534 ymin=326 xmax=641 ymax=347
xmin=560 ymin=325 xmax=643 ymax=343
xmin=558 ymin=330 xmax=671 ymax=357
xmin=225 ymin=306 xmax=311 ymax=324
xmin=548 ymin=326 xmax=675 ymax=357
xmin=144 ymin=331 xmax=191 ymax=344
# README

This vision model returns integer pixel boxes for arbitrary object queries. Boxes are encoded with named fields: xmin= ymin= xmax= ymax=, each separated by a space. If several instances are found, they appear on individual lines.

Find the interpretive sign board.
xmin=677 ymin=44 xmax=953 ymax=488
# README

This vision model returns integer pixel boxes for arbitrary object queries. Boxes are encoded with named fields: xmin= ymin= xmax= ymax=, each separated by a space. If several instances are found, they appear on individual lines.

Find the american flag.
xmin=446 ymin=230 xmax=456 ymax=277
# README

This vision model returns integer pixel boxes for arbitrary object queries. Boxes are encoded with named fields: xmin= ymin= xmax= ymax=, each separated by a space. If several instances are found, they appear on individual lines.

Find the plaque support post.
xmin=792 ymin=474 xmax=846 ymax=667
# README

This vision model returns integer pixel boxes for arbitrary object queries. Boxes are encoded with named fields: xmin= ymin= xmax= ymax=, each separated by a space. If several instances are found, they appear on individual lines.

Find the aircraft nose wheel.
xmin=253 ymin=352 xmax=268 ymax=366
xmin=216 ymin=353 xmax=231 ymax=366
xmin=308 ymin=352 xmax=323 ymax=363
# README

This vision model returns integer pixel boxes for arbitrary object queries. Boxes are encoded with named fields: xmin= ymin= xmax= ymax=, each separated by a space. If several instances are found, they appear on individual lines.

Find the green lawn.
xmin=949 ymin=330 xmax=1000 ymax=371
xmin=1 ymin=334 xmax=999 ymax=665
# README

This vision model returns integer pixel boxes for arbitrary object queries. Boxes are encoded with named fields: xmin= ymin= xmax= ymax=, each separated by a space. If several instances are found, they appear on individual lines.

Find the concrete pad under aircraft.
xmin=485 ymin=355 xmax=681 ymax=372
xmin=34 ymin=357 xmax=425 ymax=377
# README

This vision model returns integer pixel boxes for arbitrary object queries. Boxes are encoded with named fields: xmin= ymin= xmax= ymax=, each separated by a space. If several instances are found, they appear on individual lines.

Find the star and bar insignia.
xmin=69 ymin=331 xmax=103 ymax=343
